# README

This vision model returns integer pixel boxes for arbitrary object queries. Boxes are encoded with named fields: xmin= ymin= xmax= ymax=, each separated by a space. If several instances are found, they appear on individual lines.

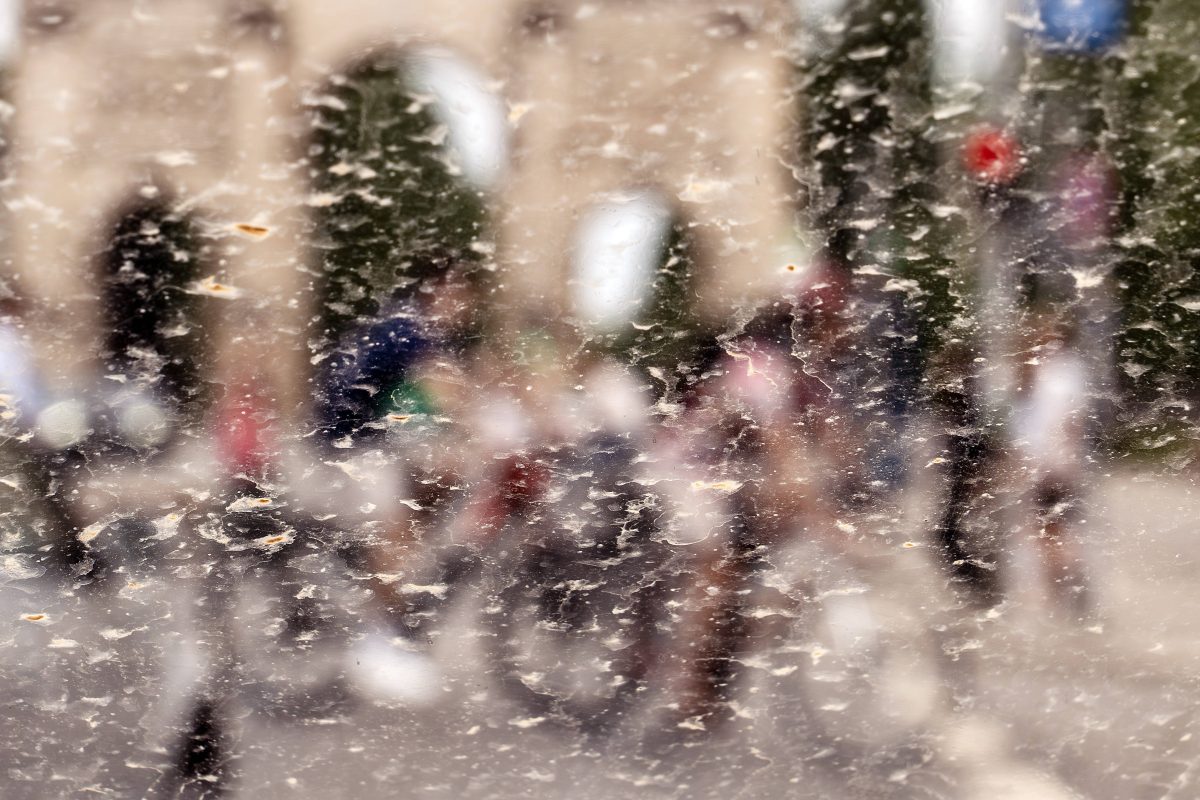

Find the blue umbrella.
xmin=1039 ymin=0 xmax=1127 ymax=52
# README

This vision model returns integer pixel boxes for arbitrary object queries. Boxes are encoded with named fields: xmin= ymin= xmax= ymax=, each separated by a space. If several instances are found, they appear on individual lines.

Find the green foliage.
xmin=308 ymin=53 xmax=487 ymax=344
xmin=1108 ymin=0 xmax=1200 ymax=412
xmin=100 ymin=200 xmax=208 ymax=412
xmin=801 ymin=0 xmax=969 ymax=408
xmin=604 ymin=220 xmax=713 ymax=382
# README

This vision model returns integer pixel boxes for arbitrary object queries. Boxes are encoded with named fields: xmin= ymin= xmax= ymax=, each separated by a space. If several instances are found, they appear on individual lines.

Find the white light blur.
xmin=790 ymin=0 xmax=851 ymax=56
xmin=410 ymin=48 xmax=509 ymax=192
xmin=928 ymin=0 xmax=1010 ymax=88
xmin=571 ymin=191 xmax=673 ymax=332
xmin=0 ymin=0 xmax=18 ymax=66
xmin=792 ymin=0 xmax=851 ymax=24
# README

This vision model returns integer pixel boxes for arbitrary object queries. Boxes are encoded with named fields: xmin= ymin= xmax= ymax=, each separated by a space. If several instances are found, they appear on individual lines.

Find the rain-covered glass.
xmin=0 ymin=1 xmax=1197 ymax=798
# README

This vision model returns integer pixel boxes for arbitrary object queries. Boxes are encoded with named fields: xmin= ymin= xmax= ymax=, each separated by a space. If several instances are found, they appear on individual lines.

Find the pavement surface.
xmin=1 ymin=469 xmax=1199 ymax=799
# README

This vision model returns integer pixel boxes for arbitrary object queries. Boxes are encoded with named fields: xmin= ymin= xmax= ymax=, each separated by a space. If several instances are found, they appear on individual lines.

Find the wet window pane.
xmin=0 ymin=1 xmax=1197 ymax=798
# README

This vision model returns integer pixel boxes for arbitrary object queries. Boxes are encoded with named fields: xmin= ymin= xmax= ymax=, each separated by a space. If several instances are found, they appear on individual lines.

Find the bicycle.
xmin=482 ymin=432 xmax=673 ymax=735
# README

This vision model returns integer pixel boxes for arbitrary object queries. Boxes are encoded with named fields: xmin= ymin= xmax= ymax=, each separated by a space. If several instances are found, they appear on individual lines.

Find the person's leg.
xmin=1034 ymin=480 xmax=1090 ymax=616
xmin=670 ymin=484 xmax=768 ymax=733
xmin=157 ymin=542 xmax=240 ymax=799
xmin=935 ymin=429 xmax=1004 ymax=607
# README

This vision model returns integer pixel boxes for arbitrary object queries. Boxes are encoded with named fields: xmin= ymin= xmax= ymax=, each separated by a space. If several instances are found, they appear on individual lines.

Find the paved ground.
xmin=2 ymin=470 xmax=1199 ymax=799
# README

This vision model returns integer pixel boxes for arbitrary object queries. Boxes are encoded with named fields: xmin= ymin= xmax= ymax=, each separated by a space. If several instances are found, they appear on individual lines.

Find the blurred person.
xmin=926 ymin=338 xmax=1007 ymax=610
xmin=1013 ymin=311 xmax=1092 ymax=617
xmin=312 ymin=250 xmax=486 ymax=446
xmin=151 ymin=262 xmax=494 ymax=791
xmin=662 ymin=267 xmax=854 ymax=734
xmin=339 ymin=324 xmax=593 ymax=708
xmin=295 ymin=257 xmax=497 ymax=699
xmin=667 ymin=337 xmax=798 ymax=730
xmin=654 ymin=264 xmax=957 ymax=753
xmin=7 ymin=199 xmax=216 ymax=593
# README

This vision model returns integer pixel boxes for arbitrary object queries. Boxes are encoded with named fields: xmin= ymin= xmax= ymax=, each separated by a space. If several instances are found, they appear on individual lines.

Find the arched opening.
xmin=98 ymin=194 xmax=209 ymax=432
xmin=306 ymin=45 xmax=497 ymax=345
xmin=306 ymin=44 xmax=504 ymax=440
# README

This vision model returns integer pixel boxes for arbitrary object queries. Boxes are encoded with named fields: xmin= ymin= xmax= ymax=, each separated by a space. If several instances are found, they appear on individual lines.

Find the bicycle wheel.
xmin=486 ymin=534 xmax=663 ymax=732
xmin=750 ymin=538 xmax=941 ymax=752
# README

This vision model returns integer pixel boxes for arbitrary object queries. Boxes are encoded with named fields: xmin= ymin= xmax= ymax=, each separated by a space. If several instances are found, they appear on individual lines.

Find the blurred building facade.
xmin=497 ymin=0 xmax=799 ymax=324
xmin=2 ymin=0 xmax=800 ymax=430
